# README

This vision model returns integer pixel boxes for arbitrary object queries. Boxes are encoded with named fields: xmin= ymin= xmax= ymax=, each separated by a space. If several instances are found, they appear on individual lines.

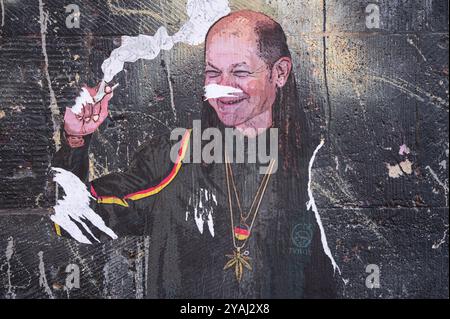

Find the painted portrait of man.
xmin=52 ymin=10 xmax=337 ymax=298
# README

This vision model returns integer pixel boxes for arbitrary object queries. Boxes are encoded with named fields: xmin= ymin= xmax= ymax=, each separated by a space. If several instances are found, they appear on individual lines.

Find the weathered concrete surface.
xmin=0 ymin=0 xmax=448 ymax=298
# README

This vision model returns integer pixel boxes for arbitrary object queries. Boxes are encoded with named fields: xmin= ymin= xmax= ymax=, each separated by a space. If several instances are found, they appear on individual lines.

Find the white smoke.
xmin=101 ymin=0 xmax=231 ymax=82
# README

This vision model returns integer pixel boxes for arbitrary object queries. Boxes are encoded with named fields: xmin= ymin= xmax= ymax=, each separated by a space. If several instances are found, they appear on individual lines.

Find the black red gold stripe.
xmin=91 ymin=129 xmax=192 ymax=207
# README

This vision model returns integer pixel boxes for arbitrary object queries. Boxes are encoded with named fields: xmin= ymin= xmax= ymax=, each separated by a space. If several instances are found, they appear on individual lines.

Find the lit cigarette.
xmin=93 ymin=82 xmax=120 ymax=103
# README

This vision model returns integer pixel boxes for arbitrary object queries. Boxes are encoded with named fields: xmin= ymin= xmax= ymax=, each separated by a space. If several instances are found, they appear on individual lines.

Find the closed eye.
xmin=205 ymin=70 xmax=221 ymax=78
xmin=233 ymin=71 xmax=252 ymax=78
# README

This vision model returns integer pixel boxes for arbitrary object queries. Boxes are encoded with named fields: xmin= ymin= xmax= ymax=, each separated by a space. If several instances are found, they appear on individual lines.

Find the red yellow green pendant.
xmin=234 ymin=224 xmax=250 ymax=241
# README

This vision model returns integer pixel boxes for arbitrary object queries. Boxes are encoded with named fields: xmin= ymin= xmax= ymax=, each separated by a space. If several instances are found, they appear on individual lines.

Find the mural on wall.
xmin=0 ymin=0 xmax=448 ymax=299
xmin=50 ymin=2 xmax=340 ymax=297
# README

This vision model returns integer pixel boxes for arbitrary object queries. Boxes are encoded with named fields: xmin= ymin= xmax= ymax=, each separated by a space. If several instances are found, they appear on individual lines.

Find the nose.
xmin=218 ymin=72 xmax=235 ymax=88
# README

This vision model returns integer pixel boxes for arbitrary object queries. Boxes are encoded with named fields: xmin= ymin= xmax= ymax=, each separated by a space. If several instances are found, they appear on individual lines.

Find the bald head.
xmin=207 ymin=10 xmax=273 ymax=37
xmin=206 ymin=10 xmax=291 ymax=68
xmin=203 ymin=10 xmax=293 ymax=130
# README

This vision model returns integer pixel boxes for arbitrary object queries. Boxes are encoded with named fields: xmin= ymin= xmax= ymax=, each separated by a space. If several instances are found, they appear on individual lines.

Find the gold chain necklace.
xmin=223 ymin=155 xmax=276 ymax=283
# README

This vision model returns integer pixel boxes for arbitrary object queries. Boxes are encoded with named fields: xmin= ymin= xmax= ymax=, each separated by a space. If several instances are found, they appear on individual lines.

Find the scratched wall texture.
xmin=0 ymin=0 xmax=448 ymax=299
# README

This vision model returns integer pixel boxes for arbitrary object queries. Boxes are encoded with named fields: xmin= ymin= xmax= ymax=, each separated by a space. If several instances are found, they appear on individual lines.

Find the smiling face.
xmin=205 ymin=24 xmax=278 ymax=128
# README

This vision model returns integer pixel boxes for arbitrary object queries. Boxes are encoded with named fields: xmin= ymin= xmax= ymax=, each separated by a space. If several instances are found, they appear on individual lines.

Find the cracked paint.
xmin=39 ymin=0 xmax=61 ymax=150
xmin=37 ymin=251 xmax=54 ymax=299
xmin=426 ymin=165 xmax=449 ymax=206
xmin=4 ymin=237 xmax=15 ymax=299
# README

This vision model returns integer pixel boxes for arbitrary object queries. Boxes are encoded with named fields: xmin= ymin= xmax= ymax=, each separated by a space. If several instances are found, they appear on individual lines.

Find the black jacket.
xmin=52 ymin=129 xmax=338 ymax=298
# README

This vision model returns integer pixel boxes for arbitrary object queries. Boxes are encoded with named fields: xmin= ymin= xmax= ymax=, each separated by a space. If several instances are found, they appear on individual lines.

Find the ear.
xmin=272 ymin=57 xmax=292 ymax=88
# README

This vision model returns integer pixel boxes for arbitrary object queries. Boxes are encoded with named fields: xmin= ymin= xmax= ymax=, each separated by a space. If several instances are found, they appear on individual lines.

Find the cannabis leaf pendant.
xmin=223 ymin=248 xmax=252 ymax=282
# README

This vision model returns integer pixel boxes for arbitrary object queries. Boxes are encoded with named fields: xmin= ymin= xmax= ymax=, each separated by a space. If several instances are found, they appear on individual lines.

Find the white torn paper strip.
xmin=187 ymin=188 xmax=216 ymax=237
xmin=203 ymin=84 xmax=243 ymax=100
xmin=307 ymin=140 xmax=342 ymax=275
xmin=70 ymin=87 xmax=94 ymax=115
xmin=101 ymin=0 xmax=231 ymax=82
xmin=51 ymin=167 xmax=118 ymax=244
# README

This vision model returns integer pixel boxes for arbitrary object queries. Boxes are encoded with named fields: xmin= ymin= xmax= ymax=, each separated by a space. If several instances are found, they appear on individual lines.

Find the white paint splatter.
xmin=432 ymin=227 xmax=448 ymax=250
xmin=101 ymin=0 xmax=231 ymax=82
xmin=386 ymin=159 xmax=413 ymax=178
xmin=162 ymin=51 xmax=177 ymax=120
xmin=307 ymin=139 xmax=341 ymax=275
xmin=39 ymin=0 xmax=61 ymax=150
xmin=38 ymin=251 xmax=54 ymax=299
xmin=425 ymin=165 xmax=449 ymax=206
xmin=51 ymin=167 xmax=118 ymax=244
xmin=439 ymin=160 xmax=447 ymax=170
xmin=399 ymin=144 xmax=411 ymax=156
xmin=1 ymin=237 xmax=32 ymax=298
xmin=135 ymin=241 xmax=144 ymax=299
xmin=102 ymin=243 xmax=132 ymax=298
xmin=206 ymin=210 xmax=215 ymax=237
xmin=187 ymin=188 xmax=216 ymax=237
xmin=371 ymin=75 xmax=449 ymax=110
xmin=407 ymin=37 xmax=427 ymax=62
xmin=143 ymin=236 xmax=150 ymax=295
xmin=344 ymin=164 xmax=353 ymax=173
xmin=71 ymin=87 xmax=94 ymax=115
xmin=65 ymin=240 xmax=98 ymax=292
xmin=203 ymin=84 xmax=243 ymax=100
xmin=5 ymin=237 xmax=15 ymax=299
xmin=1 ymin=0 xmax=5 ymax=27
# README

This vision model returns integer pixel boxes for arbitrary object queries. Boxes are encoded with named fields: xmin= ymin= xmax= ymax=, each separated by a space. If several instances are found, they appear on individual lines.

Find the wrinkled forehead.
xmin=207 ymin=15 xmax=255 ymax=39
xmin=206 ymin=15 xmax=259 ymax=48
xmin=205 ymin=23 xmax=261 ymax=67
xmin=205 ymin=36 xmax=261 ymax=70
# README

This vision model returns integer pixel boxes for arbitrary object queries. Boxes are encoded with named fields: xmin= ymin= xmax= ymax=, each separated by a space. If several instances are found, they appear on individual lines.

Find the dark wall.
xmin=0 ymin=0 xmax=448 ymax=298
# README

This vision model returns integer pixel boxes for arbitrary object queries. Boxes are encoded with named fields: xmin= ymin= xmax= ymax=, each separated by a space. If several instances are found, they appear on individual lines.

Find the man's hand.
xmin=64 ymin=83 xmax=113 ymax=137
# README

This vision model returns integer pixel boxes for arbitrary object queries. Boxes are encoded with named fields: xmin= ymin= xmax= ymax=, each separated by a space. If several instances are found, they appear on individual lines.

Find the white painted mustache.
xmin=204 ymin=84 xmax=244 ymax=100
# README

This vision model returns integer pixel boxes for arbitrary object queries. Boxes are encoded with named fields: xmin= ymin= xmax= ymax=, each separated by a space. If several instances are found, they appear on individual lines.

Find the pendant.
xmin=234 ymin=224 xmax=250 ymax=241
xmin=224 ymin=248 xmax=252 ymax=283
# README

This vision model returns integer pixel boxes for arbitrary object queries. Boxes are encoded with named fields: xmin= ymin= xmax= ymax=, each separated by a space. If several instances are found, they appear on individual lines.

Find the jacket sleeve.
xmin=52 ymin=130 xmax=191 ymax=241
xmin=52 ymin=134 xmax=92 ymax=184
